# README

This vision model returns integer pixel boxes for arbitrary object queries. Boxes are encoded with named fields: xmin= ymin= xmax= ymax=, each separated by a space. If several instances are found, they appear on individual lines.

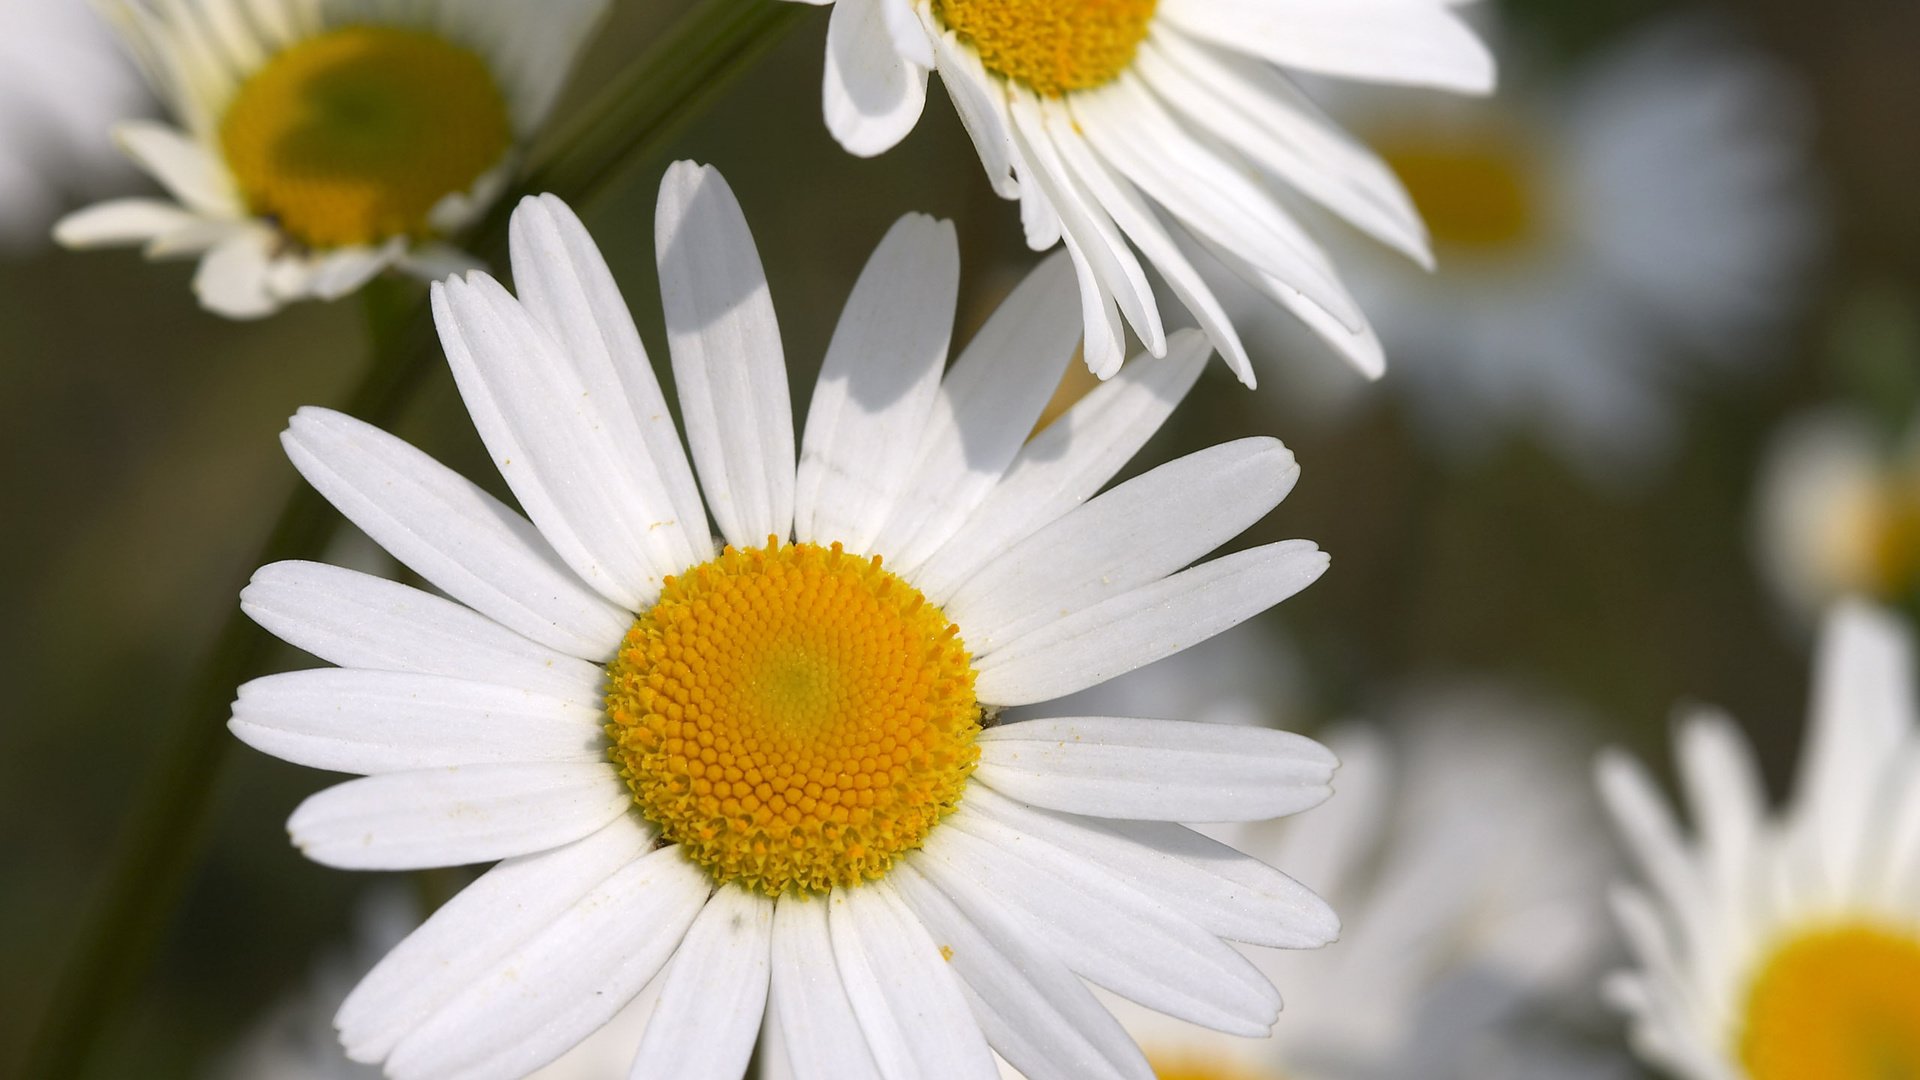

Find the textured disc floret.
xmin=932 ymin=0 xmax=1159 ymax=97
xmin=219 ymin=25 xmax=512 ymax=250
xmin=1739 ymin=923 xmax=1920 ymax=1079
xmin=606 ymin=540 xmax=981 ymax=896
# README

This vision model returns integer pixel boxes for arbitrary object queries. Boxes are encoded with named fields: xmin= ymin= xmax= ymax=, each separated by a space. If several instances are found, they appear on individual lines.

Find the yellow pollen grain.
xmin=1379 ymin=134 xmax=1539 ymax=252
xmin=219 ymin=25 xmax=512 ymax=250
xmin=605 ymin=539 xmax=980 ymax=897
xmin=1738 ymin=922 xmax=1920 ymax=1080
xmin=932 ymin=0 xmax=1158 ymax=97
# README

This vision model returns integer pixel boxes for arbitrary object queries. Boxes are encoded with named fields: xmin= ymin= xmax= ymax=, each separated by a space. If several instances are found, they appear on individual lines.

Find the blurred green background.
xmin=3 ymin=0 xmax=1917 ymax=1075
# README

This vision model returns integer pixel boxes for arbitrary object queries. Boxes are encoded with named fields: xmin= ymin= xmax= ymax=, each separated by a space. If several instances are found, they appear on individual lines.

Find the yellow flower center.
xmin=1739 ymin=922 xmax=1920 ymax=1079
xmin=1149 ymin=1053 xmax=1276 ymax=1080
xmin=1380 ymin=134 xmax=1539 ymax=252
xmin=605 ymin=540 xmax=981 ymax=897
xmin=218 ymin=25 xmax=512 ymax=250
xmin=931 ymin=0 xmax=1159 ymax=97
xmin=1863 ymin=475 xmax=1920 ymax=599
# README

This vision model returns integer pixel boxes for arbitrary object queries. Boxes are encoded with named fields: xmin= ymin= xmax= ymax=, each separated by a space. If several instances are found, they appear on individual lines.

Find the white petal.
xmin=889 ymin=861 xmax=1153 ymax=1080
xmin=976 ymin=716 xmax=1335 ymax=822
xmin=910 ymin=334 xmax=1208 ymax=602
xmin=1072 ymin=79 xmax=1364 ymax=335
xmin=306 ymin=242 xmax=398 ymax=301
xmin=628 ymin=886 xmax=774 ymax=1080
xmin=926 ymin=22 xmax=1018 ymax=197
xmin=1595 ymin=752 xmax=1707 ymax=940
xmin=240 ymin=560 xmax=603 ymax=704
xmin=795 ymin=214 xmax=958 ymax=553
xmin=827 ymin=883 xmax=1000 ymax=1080
xmin=53 ymin=198 xmax=201 ymax=248
xmin=1674 ymin=709 xmax=1764 ymax=907
xmin=655 ymin=162 xmax=796 ymax=547
xmin=771 ymin=896 xmax=884 ymax=1080
xmin=507 ymin=194 xmax=712 ymax=566
xmin=433 ymin=273 xmax=683 ymax=611
xmin=920 ymin=816 xmax=1280 ymax=1035
xmin=960 ymin=785 xmax=1338 ymax=948
xmin=287 ymin=762 xmax=631 ymax=870
xmin=1792 ymin=602 xmax=1917 ymax=896
xmin=229 ymin=668 xmax=606 ymax=775
xmin=385 ymin=847 xmax=711 ymax=1080
xmin=194 ymin=227 xmax=280 ymax=319
xmin=338 ymin=816 xmax=656 ymax=1062
xmin=1158 ymin=0 xmax=1496 ymax=93
xmin=870 ymin=253 xmax=1080 ymax=572
xmin=113 ymin=119 xmax=240 ymax=215
xmin=949 ymin=438 xmax=1298 ymax=654
xmin=823 ymin=0 xmax=930 ymax=157
xmin=281 ymin=408 xmax=631 ymax=660
xmin=974 ymin=540 xmax=1328 ymax=706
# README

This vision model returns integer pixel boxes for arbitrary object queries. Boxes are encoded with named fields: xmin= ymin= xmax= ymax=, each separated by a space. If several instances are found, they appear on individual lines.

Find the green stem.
xmin=19 ymin=4 xmax=806 ymax=1077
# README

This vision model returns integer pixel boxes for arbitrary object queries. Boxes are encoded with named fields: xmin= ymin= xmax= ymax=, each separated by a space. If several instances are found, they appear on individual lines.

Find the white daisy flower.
xmin=1598 ymin=602 xmax=1920 ymax=1079
xmin=229 ymin=161 xmax=1340 ymax=1080
xmin=52 ymin=0 xmax=606 ymax=319
xmin=1280 ymin=18 xmax=1821 ymax=474
xmin=0 ymin=0 xmax=147 ymax=252
xmin=1756 ymin=408 xmax=1920 ymax=623
xmin=779 ymin=0 xmax=1494 ymax=386
xmin=1001 ymin=686 xmax=1620 ymax=1080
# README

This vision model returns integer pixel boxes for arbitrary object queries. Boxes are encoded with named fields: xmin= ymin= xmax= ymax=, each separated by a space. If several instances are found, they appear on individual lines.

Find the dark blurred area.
xmin=1 ymin=0 xmax=1915 ymax=1075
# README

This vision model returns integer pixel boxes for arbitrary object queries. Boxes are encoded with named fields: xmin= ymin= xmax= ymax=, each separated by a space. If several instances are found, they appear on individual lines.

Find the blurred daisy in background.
xmin=1756 ymin=408 xmax=1920 ymax=623
xmin=0 ymin=0 xmax=147 ymax=252
xmin=1599 ymin=603 xmax=1920 ymax=1078
xmin=1264 ymin=16 xmax=1820 ymax=479
xmin=780 ymin=0 xmax=1494 ymax=384
xmin=1001 ymin=680 xmax=1622 ymax=1080
xmin=228 ymin=162 xmax=1343 ymax=1079
xmin=53 ymin=0 xmax=607 ymax=318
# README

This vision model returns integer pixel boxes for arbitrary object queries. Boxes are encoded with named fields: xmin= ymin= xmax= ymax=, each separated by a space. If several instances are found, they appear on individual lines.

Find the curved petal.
xmin=628 ymin=885 xmax=774 ymax=1080
xmin=827 ymin=883 xmax=999 ymax=1080
xmin=824 ymin=0 xmax=930 ymax=157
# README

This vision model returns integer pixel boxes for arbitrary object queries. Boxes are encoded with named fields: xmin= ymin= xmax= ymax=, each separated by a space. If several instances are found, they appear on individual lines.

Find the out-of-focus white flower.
xmin=1256 ymin=17 xmax=1821 ymax=479
xmin=54 ymin=0 xmax=607 ymax=318
xmin=1756 ymin=408 xmax=1920 ymax=622
xmin=1599 ymin=603 xmax=1920 ymax=1079
xmin=1002 ymin=672 xmax=1624 ymax=1080
xmin=776 ymin=0 xmax=1496 ymax=385
xmin=0 ymin=0 xmax=147 ymax=252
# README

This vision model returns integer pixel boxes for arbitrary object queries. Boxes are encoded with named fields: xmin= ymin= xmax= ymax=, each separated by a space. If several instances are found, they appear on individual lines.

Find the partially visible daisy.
xmin=1599 ymin=602 xmax=1920 ymax=1078
xmin=0 ymin=0 xmax=147 ymax=252
xmin=229 ymin=161 xmax=1341 ymax=1078
xmin=54 ymin=0 xmax=606 ymax=318
xmin=1756 ymin=408 xmax=1920 ymax=622
xmin=998 ymin=686 xmax=1621 ymax=1080
xmin=780 ymin=0 xmax=1494 ymax=385
xmin=1288 ymin=18 xmax=1820 ymax=474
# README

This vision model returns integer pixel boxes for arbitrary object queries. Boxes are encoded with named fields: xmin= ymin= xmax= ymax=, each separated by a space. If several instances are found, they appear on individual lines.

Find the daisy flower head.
xmin=1004 ymin=686 xmax=1619 ymax=1080
xmin=0 ymin=0 xmax=147 ymax=252
xmin=1598 ymin=602 xmax=1920 ymax=1079
xmin=230 ymin=161 xmax=1341 ymax=1079
xmin=53 ymin=0 xmax=607 ymax=318
xmin=781 ymin=0 xmax=1494 ymax=386
xmin=1300 ymin=16 xmax=1821 ymax=476
xmin=1756 ymin=408 xmax=1920 ymax=623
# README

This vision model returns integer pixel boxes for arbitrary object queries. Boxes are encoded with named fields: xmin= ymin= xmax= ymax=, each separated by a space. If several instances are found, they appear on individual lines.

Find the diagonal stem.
xmin=17 ymin=3 xmax=805 ymax=1076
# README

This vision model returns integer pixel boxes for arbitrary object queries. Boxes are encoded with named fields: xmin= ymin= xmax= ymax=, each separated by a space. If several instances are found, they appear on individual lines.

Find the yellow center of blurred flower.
xmin=1739 ymin=922 xmax=1920 ymax=1079
xmin=1149 ymin=1053 xmax=1275 ymax=1080
xmin=1380 ymin=135 xmax=1539 ymax=252
xmin=219 ymin=25 xmax=512 ymax=250
xmin=605 ymin=540 xmax=980 ymax=897
xmin=1863 ymin=476 xmax=1920 ymax=599
xmin=932 ymin=0 xmax=1158 ymax=96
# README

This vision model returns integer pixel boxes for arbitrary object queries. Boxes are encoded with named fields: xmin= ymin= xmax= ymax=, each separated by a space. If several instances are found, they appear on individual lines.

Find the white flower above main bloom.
xmin=783 ymin=0 xmax=1495 ymax=385
xmin=1600 ymin=603 xmax=1920 ymax=1079
xmin=228 ymin=161 xmax=1345 ymax=1079
xmin=53 ymin=0 xmax=607 ymax=318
